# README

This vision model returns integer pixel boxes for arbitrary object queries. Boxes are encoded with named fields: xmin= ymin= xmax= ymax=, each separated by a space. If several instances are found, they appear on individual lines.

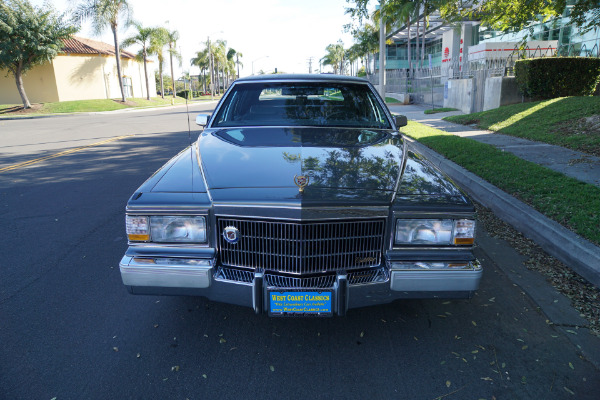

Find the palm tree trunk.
xmin=14 ymin=64 xmax=31 ymax=109
xmin=169 ymin=44 xmax=176 ymax=98
xmin=415 ymin=17 xmax=420 ymax=69
xmin=422 ymin=16 xmax=426 ymax=67
xmin=407 ymin=20 xmax=412 ymax=74
xmin=112 ymin=24 xmax=126 ymax=102
xmin=142 ymin=47 xmax=150 ymax=100
xmin=159 ymin=62 xmax=165 ymax=99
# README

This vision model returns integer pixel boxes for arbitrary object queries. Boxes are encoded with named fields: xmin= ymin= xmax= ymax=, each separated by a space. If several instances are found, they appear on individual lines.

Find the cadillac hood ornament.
xmin=294 ymin=175 xmax=309 ymax=193
xmin=223 ymin=226 xmax=240 ymax=244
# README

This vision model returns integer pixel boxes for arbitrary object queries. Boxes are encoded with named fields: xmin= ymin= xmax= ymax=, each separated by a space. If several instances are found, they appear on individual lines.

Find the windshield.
xmin=211 ymin=81 xmax=392 ymax=129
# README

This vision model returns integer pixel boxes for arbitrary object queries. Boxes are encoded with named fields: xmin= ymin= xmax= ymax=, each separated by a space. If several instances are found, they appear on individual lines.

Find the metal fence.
xmin=368 ymin=43 xmax=600 ymax=110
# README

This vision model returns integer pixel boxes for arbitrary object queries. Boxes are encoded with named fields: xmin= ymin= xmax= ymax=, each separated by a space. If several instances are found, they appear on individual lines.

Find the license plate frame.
xmin=267 ymin=288 xmax=333 ymax=317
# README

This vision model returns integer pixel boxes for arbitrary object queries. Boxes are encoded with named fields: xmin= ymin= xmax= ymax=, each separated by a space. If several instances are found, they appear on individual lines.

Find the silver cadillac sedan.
xmin=119 ymin=74 xmax=481 ymax=316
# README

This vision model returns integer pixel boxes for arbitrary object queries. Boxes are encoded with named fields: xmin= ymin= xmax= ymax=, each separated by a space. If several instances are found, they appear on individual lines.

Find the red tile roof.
xmin=61 ymin=36 xmax=136 ymax=59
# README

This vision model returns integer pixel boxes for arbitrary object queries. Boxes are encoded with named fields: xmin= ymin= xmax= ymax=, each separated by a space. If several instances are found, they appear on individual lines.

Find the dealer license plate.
xmin=268 ymin=289 xmax=333 ymax=317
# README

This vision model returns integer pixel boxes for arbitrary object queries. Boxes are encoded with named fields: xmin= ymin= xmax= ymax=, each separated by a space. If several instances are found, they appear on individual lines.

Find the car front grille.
xmin=217 ymin=218 xmax=386 ymax=275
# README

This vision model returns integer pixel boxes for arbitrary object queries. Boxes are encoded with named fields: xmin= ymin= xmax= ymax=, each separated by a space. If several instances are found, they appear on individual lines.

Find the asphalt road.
xmin=1 ymin=105 xmax=599 ymax=400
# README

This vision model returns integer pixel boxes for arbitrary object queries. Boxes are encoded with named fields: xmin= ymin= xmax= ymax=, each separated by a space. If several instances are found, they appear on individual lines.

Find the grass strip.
xmin=400 ymin=121 xmax=600 ymax=246
xmin=424 ymin=107 xmax=458 ymax=114
xmin=1 ymin=96 xmax=196 ymax=116
xmin=40 ymin=99 xmax=128 ymax=113
xmin=443 ymin=96 xmax=600 ymax=156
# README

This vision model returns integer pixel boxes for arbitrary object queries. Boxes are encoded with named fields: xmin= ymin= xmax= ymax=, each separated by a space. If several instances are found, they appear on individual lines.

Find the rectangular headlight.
xmin=150 ymin=216 xmax=207 ymax=243
xmin=126 ymin=215 xmax=149 ymax=241
xmin=395 ymin=219 xmax=475 ymax=245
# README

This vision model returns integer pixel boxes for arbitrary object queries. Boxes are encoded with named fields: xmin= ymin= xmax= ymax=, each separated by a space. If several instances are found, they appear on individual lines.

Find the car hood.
xmin=197 ymin=127 xmax=403 ymax=200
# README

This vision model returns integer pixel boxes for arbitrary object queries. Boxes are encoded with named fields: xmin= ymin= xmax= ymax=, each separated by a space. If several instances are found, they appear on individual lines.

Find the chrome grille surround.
xmin=217 ymin=217 xmax=386 ymax=275
xmin=214 ymin=267 xmax=389 ymax=288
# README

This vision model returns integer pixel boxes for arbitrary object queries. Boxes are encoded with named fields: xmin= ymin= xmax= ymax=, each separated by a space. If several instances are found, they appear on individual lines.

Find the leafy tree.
xmin=74 ymin=0 xmax=132 ymax=102
xmin=0 ymin=0 xmax=77 ymax=108
xmin=122 ymin=22 xmax=155 ymax=100
xmin=440 ymin=0 xmax=600 ymax=39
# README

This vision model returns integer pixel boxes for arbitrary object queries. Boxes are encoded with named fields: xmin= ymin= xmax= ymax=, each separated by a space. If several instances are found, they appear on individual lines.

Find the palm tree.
xmin=351 ymin=23 xmax=378 ymax=75
xmin=213 ymin=40 xmax=227 ymax=94
xmin=226 ymin=48 xmax=236 ymax=82
xmin=166 ymin=28 xmax=181 ymax=98
xmin=321 ymin=41 xmax=345 ymax=74
xmin=122 ymin=22 xmax=154 ymax=100
xmin=379 ymin=0 xmax=415 ymax=72
xmin=149 ymin=27 xmax=168 ymax=98
xmin=74 ymin=0 xmax=132 ymax=102
xmin=235 ymin=52 xmax=243 ymax=78
xmin=226 ymin=48 xmax=243 ymax=80
xmin=191 ymin=48 xmax=210 ymax=93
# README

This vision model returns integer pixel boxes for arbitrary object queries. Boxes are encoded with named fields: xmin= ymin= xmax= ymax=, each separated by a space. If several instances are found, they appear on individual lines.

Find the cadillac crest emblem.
xmin=294 ymin=175 xmax=309 ymax=193
xmin=223 ymin=226 xmax=240 ymax=244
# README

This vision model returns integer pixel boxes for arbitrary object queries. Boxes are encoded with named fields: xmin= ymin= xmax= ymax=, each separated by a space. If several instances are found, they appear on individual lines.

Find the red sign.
xmin=444 ymin=47 xmax=449 ymax=58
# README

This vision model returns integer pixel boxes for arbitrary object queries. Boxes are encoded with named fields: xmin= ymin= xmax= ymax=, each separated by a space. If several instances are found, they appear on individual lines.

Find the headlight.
xmin=126 ymin=215 xmax=207 ymax=243
xmin=150 ymin=216 xmax=207 ymax=243
xmin=395 ymin=219 xmax=475 ymax=245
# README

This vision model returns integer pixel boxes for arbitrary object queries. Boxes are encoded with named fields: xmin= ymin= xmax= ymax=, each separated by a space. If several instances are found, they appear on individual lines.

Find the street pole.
xmin=379 ymin=0 xmax=386 ymax=99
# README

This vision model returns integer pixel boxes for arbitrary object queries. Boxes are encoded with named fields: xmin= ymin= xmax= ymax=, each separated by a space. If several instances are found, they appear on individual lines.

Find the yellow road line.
xmin=0 ymin=134 xmax=135 ymax=173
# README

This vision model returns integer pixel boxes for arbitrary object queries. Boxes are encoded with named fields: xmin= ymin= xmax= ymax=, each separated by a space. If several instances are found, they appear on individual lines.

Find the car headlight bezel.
xmin=395 ymin=218 xmax=475 ymax=246
xmin=126 ymin=215 xmax=208 ymax=244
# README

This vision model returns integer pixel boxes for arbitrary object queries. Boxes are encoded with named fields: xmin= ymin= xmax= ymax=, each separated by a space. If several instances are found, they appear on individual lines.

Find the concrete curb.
xmin=404 ymin=136 xmax=600 ymax=289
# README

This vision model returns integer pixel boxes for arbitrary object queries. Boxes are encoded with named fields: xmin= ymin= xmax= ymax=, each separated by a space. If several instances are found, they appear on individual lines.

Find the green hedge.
xmin=515 ymin=57 xmax=600 ymax=99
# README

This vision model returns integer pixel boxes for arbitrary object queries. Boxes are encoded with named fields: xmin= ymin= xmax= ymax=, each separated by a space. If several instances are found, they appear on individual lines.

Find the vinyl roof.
xmin=236 ymin=74 xmax=369 ymax=83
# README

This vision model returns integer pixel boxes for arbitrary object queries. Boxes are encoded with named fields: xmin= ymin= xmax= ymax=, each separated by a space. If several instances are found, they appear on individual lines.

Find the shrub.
xmin=177 ymin=90 xmax=190 ymax=99
xmin=515 ymin=57 xmax=600 ymax=99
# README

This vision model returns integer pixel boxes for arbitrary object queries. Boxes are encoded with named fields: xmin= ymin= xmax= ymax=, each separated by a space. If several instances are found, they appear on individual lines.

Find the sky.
xmin=31 ymin=0 xmax=359 ymax=78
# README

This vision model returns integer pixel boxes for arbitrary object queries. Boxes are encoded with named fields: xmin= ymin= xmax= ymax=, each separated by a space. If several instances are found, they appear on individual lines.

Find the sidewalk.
xmin=388 ymin=103 xmax=600 ymax=288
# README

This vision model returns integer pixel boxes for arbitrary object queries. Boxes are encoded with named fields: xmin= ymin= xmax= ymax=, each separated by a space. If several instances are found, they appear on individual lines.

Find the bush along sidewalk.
xmin=399 ymin=121 xmax=600 ymax=247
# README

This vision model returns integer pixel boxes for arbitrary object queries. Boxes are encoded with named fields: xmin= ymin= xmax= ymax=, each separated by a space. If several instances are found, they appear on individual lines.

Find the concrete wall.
xmin=0 ymin=63 xmax=59 ymax=104
xmin=1 ymin=54 xmax=157 ymax=105
xmin=443 ymin=78 xmax=474 ymax=114
xmin=121 ymin=58 xmax=157 ymax=99
xmin=53 ymin=55 xmax=109 ymax=101
xmin=483 ymin=76 xmax=525 ymax=111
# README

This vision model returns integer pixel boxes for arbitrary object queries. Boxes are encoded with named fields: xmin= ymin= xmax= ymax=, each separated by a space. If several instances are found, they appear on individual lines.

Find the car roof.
xmin=235 ymin=74 xmax=369 ymax=83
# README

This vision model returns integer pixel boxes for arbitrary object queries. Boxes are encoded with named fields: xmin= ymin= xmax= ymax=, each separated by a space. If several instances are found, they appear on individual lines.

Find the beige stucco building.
xmin=0 ymin=36 xmax=157 ymax=104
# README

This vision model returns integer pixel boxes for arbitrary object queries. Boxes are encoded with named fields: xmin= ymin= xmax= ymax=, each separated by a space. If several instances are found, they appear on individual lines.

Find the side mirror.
xmin=196 ymin=114 xmax=210 ymax=127
xmin=394 ymin=115 xmax=407 ymax=128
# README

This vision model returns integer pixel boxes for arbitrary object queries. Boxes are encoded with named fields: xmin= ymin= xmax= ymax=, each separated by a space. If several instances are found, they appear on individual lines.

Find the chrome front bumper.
xmin=119 ymin=256 xmax=482 ymax=315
